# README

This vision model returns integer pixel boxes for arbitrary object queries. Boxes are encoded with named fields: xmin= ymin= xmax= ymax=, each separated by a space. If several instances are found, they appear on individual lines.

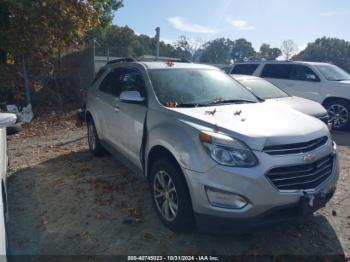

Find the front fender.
xmin=146 ymin=119 xmax=215 ymax=173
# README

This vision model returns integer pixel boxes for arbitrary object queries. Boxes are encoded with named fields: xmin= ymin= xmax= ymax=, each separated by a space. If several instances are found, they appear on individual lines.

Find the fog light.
xmin=205 ymin=187 xmax=248 ymax=209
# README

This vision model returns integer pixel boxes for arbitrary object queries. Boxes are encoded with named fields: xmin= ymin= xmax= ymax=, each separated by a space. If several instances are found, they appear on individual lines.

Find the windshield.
xmin=237 ymin=78 xmax=289 ymax=99
xmin=316 ymin=64 xmax=350 ymax=81
xmin=149 ymin=69 xmax=258 ymax=107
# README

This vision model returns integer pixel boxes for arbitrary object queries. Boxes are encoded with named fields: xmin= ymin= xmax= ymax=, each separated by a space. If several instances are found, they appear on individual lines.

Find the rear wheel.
xmin=87 ymin=118 xmax=107 ymax=156
xmin=149 ymin=158 xmax=194 ymax=233
xmin=325 ymin=99 xmax=350 ymax=130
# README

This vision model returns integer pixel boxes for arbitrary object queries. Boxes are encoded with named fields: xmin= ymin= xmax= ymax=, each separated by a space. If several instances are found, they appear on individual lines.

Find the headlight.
xmin=199 ymin=131 xmax=258 ymax=167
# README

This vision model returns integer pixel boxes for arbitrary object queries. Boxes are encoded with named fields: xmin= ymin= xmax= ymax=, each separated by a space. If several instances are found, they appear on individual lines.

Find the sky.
xmin=113 ymin=0 xmax=350 ymax=52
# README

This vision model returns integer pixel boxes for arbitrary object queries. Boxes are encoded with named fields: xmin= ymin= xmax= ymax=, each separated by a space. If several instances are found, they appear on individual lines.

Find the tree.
xmin=281 ymin=39 xmax=298 ymax=60
xmin=94 ymin=26 xmax=177 ymax=58
xmin=231 ymin=38 xmax=256 ymax=62
xmin=173 ymin=36 xmax=204 ymax=61
xmin=294 ymin=37 xmax=350 ymax=73
xmin=199 ymin=38 xmax=234 ymax=63
xmin=0 ymin=0 xmax=123 ymax=105
xmin=258 ymin=44 xmax=281 ymax=60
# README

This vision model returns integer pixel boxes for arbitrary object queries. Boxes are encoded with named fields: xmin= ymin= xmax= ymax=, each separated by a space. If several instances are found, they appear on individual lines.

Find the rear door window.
xmin=261 ymin=64 xmax=292 ymax=79
xmin=261 ymin=64 xmax=320 ymax=81
xmin=231 ymin=64 xmax=259 ymax=75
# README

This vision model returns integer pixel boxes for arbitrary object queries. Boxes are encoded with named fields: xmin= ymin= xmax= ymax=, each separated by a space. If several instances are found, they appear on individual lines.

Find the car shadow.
xmin=6 ymin=149 xmax=347 ymax=257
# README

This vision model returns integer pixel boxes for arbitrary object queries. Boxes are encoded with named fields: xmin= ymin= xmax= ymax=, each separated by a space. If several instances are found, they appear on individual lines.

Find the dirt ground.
xmin=5 ymin=116 xmax=350 ymax=258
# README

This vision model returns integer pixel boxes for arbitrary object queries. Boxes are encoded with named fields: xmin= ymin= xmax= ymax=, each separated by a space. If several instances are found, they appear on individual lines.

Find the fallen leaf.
xmin=79 ymin=230 xmax=89 ymax=238
xmin=143 ymin=232 xmax=153 ymax=240
xmin=96 ymin=213 xmax=103 ymax=220
xmin=234 ymin=110 xmax=242 ymax=116
xmin=205 ymin=108 xmax=217 ymax=116
xmin=164 ymin=101 xmax=177 ymax=108
xmin=116 ymin=200 xmax=125 ymax=209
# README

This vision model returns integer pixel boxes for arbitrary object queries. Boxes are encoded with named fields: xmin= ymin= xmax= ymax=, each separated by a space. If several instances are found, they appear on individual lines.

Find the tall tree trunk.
xmin=22 ymin=54 xmax=31 ymax=106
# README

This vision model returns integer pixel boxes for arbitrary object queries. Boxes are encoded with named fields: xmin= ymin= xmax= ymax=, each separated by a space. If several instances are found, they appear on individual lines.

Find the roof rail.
xmin=106 ymin=57 xmax=136 ymax=65
xmin=138 ymin=55 xmax=192 ymax=63
xmin=234 ymin=60 xmax=294 ymax=63
xmin=105 ymin=56 xmax=192 ymax=65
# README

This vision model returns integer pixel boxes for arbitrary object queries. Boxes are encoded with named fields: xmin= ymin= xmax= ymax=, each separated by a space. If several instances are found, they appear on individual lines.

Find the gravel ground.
xmin=5 ymin=118 xmax=350 ymax=258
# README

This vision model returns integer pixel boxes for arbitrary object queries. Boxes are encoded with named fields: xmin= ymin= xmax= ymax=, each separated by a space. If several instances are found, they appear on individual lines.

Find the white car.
xmin=0 ymin=113 xmax=16 ymax=257
xmin=231 ymin=74 xmax=330 ymax=126
xmin=230 ymin=61 xmax=350 ymax=130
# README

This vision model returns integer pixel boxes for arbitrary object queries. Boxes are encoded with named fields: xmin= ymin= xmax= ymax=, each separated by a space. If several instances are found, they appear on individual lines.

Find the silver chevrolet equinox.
xmin=85 ymin=58 xmax=339 ymax=233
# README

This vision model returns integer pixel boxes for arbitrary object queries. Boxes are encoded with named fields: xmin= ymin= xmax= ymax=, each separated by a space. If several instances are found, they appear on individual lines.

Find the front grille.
xmin=263 ymin=136 xmax=328 ymax=155
xmin=266 ymin=155 xmax=334 ymax=191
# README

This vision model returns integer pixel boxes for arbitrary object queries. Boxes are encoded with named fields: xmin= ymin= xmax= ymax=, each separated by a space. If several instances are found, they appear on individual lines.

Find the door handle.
xmin=114 ymin=104 xmax=120 ymax=112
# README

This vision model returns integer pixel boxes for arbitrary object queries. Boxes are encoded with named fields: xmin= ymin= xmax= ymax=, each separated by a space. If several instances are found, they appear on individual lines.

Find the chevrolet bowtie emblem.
xmin=304 ymin=154 xmax=316 ymax=162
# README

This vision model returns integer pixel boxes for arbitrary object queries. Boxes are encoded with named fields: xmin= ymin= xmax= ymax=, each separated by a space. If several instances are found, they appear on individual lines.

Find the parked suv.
xmin=230 ymin=61 xmax=350 ymax=130
xmin=86 ymin=59 xmax=338 ymax=233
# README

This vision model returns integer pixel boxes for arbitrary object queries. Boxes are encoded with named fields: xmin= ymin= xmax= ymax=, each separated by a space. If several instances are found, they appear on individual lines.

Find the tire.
xmin=149 ymin=157 xmax=194 ymax=233
xmin=87 ymin=118 xmax=107 ymax=157
xmin=325 ymin=99 xmax=350 ymax=130
xmin=6 ymin=123 xmax=22 ymax=135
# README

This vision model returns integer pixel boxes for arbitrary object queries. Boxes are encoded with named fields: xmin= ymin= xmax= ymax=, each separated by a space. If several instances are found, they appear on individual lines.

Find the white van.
xmin=230 ymin=61 xmax=350 ymax=130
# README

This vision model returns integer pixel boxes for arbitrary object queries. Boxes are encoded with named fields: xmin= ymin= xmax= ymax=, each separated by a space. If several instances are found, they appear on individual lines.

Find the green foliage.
xmin=0 ymin=0 xmax=123 ymax=105
xmin=294 ymin=37 xmax=350 ymax=72
xmin=199 ymin=38 xmax=257 ymax=63
xmin=199 ymin=38 xmax=234 ymax=63
xmin=258 ymin=44 xmax=281 ymax=60
xmin=94 ymin=25 xmax=177 ymax=58
xmin=231 ymin=38 xmax=256 ymax=62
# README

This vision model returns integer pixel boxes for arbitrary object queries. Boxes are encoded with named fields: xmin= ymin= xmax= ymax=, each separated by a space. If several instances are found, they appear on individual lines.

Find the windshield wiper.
xmin=176 ymin=99 xmax=257 ymax=108
xmin=207 ymin=99 xmax=257 ymax=105
xmin=176 ymin=102 xmax=209 ymax=108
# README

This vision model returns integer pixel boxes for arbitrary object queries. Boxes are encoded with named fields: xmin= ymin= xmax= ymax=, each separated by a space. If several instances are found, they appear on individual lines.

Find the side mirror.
xmin=120 ymin=91 xmax=145 ymax=103
xmin=0 ymin=113 xmax=17 ymax=128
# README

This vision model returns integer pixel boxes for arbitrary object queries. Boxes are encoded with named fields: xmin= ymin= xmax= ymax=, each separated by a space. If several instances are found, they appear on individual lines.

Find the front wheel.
xmin=325 ymin=100 xmax=350 ymax=130
xmin=149 ymin=158 xmax=194 ymax=233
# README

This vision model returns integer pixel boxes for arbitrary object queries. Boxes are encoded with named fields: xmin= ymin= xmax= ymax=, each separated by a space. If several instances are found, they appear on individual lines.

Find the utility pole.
xmin=155 ymin=27 xmax=160 ymax=60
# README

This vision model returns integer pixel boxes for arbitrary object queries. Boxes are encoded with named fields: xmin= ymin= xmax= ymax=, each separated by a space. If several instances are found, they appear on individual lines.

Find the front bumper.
xmin=183 ymin=141 xmax=339 ymax=232
xmin=195 ymin=190 xmax=335 ymax=234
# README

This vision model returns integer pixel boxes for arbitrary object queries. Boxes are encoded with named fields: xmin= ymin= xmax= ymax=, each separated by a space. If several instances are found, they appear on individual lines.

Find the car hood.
xmin=339 ymin=80 xmax=350 ymax=84
xmin=263 ymin=96 xmax=327 ymax=117
xmin=169 ymin=103 xmax=329 ymax=151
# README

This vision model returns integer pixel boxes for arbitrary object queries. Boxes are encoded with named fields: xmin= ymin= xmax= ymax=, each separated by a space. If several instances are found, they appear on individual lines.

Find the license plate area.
xmin=299 ymin=193 xmax=329 ymax=216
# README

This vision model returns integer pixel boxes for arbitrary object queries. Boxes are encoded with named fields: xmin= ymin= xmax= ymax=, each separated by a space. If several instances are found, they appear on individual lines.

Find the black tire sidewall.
xmin=87 ymin=119 xmax=106 ymax=156
xmin=149 ymin=158 xmax=194 ymax=233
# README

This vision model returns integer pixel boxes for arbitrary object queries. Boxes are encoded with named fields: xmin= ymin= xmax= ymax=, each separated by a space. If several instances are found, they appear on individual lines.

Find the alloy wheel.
xmin=153 ymin=170 xmax=178 ymax=222
xmin=328 ymin=104 xmax=349 ymax=128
